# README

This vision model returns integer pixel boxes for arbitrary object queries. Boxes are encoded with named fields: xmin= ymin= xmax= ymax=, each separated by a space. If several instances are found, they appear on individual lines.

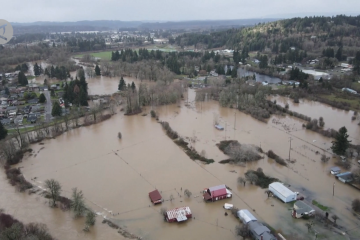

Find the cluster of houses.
xmin=330 ymin=166 xmax=354 ymax=183
xmin=148 ymin=185 xmax=233 ymax=223
xmin=0 ymin=85 xmax=47 ymax=126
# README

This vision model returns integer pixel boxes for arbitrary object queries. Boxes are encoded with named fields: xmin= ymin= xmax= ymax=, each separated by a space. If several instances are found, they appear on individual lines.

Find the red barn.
xmin=165 ymin=206 xmax=192 ymax=223
xmin=203 ymin=184 xmax=232 ymax=202
xmin=149 ymin=190 xmax=162 ymax=204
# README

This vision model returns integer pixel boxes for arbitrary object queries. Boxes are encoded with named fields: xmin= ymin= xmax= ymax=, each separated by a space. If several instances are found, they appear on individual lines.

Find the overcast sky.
xmin=4 ymin=0 xmax=360 ymax=23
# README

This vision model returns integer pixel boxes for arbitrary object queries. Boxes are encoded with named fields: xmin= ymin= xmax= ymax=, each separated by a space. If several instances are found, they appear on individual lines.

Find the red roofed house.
xmin=165 ymin=206 xmax=192 ymax=223
xmin=203 ymin=184 xmax=232 ymax=202
xmin=149 ymin=189 xmax=162 ymax=204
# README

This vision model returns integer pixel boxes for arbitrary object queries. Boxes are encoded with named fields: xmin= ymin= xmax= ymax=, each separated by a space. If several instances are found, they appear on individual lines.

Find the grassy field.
xmin=319 ymin=94 xmax=360 ymax=111
xmin=74 ymin=51 xmax=113 ymax=61
xmin=312 ymin=200 xmax=330 ymax=211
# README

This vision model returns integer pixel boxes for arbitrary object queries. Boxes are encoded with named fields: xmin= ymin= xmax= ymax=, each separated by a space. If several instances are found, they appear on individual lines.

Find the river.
xmin=237 ymin=68 xmax=282 ymax=84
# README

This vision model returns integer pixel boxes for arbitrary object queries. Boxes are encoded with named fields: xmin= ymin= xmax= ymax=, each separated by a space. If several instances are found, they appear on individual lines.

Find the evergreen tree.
xmin=79 ymin=87 xmax=88 ymax=106
xmin=52 ymin=101 xmax=62 ymax=117
xmin=21 ymin=63 xmax=28 ymax=72
xmin=118 ymin=77 xmax=126 ymax=91
xmin=95 ymin=64 xmax=101 ymax=76
xmin=331 ymin=126 xmax=351 ymax=155
xmin=131 ymin=81 xmax=136 ymax=92
xmin=18 ymin=71 xmax=28 ymax=86
xmin=231 ymin=67 xmax=237 ymax=78
xmin=39 ymin=93 xmax=46 ymax=103
xmin=44 ymin=68 xmax=50 ymax=77
xmin=50 ymin=66 xmax=55 ymax=78
xmin=0 ymin=121 xmax=8 ymax=140
xmin=34 ymin=63 xmax=40 ymax=76
xmin=336 ymin=47 xmax=343 ymax=61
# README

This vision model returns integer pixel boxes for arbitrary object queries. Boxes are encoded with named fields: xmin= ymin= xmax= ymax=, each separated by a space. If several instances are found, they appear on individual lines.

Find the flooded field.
xmin=270 ymin=95 xmax=360 ymax=145
xmin=3 ymin=86 xmax=357 ymax=239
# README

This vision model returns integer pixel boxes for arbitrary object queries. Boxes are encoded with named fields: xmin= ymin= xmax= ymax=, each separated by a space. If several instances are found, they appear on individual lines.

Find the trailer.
xmin=237 ymin=209 xmax=257 ymax=224
xmin=269 ymin=182 xmax=297 ymax=203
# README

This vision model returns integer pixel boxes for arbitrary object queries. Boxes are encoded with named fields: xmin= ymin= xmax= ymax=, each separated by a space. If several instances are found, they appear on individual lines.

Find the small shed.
xmin=336 ymin=172 xmax=353 ymax=183
xmin=237 ymin=209 xmax=257 ymax=224
xmin=165 ymin=206 xmax=192 ymax=223
xmin=292 ymin=201 xmax=315 ymax=218
xmin=149 ymin=190 xmax=162 ymax=204
xmin=330 ymin=166 xmax=341 ymax=175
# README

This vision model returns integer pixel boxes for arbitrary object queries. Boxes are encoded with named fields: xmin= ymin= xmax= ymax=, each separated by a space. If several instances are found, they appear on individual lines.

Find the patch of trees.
xmin=289 ymin=67 xmax=309 ymax=81
xmin=63 ymin=70 xmax=89 ymax=106
xmin=217 ymin=140 xmax=263 ymax=164
xmin=0 ymin=121 xmax=8 ymax=140
xmin=14 ymin=63 xmax=29 ymax=72
xmin=273 ymin=49 xmax=307 ymax=64
xmin=44 ymin=65 xmax=71 ymax=80
xmin=240 ymin=169 xmax=278 ymax=188
xmin=17 ymin=71 xmax=28 ymax=86
xmin=33 ymin=62 xmax=43 ymax=76
xmin=66 ymin=36 xmax=106 ymax=52
xmin=0 ymin=210 xmax=54 ymax=240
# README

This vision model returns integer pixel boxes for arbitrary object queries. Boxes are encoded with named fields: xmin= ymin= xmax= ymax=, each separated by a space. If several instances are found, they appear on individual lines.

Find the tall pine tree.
xmin=0 ymin=121 xmax=8 ymax=140
xmin=118 ymin=77 xmax=126 ymax=91
xmin=331 ymin=126 xmax=351 ymax=155
xmin=95 ymin=65 xmax=101 ymax=76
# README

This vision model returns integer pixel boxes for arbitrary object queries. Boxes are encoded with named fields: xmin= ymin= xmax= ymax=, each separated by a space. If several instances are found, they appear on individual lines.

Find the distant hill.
xmin=11 ymin=19 xmax=280 ymax=34
xmin=138 ymin=19 xmax=279 ymax=30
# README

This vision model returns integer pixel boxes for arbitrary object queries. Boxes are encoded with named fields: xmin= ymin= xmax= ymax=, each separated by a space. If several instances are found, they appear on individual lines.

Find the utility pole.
xmin=288 ymin=137 xmax=292 ymax=161
xmin=234 ymin=112 xmax=236 ymax=130
xmin=333 ymin=182 xmax=335 ymax=196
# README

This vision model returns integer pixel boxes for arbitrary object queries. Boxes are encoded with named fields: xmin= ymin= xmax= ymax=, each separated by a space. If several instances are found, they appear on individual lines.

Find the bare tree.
xmin=331 ymin=214 xmax=339 ymax=225
xmin=44 ymin=179 xmax=62 ymax=207
xmin=85 ymin=209 xmax=96 ymax=227
xmin=245 ymin=172 xmax=258 ymax=184
xmin=237 ymin=177 xmax=246 ymax=186
xmin=235 ymin=225 xmax=250 ymax=240
xmin=265 ymin=190 xmax=272 ymax=198
xmin=184 ymin=189 xmax=192 ymax=198
xmin=169 ymin=194 xmax=174 ymax=202
xmin=71 ymin=188 xmax=86 ymax=218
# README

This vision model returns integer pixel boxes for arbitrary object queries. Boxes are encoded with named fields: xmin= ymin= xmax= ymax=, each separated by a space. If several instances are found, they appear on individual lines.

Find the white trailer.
xmin=269 ymin=182 xmax=297 ymax=203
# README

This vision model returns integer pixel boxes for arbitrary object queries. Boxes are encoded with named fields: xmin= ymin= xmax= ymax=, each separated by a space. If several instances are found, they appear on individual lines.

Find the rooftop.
xmin=166 ymin=207 xmax=191 ymax=221
xmin=269 ymin=182 xmax=295 ymax=198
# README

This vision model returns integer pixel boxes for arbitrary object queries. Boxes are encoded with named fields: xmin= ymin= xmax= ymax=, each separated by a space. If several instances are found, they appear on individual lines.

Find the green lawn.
xmin=74 ymin=51 xmax=113 ymax=61
xmin=312 ymin=200 xmax=330 ymax=211
xmin=320 ymin=94 xmax=360 ymax=111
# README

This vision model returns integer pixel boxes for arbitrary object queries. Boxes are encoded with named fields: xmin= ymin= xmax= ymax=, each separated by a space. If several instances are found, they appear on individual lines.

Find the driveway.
xmin=44 ymin=90 xmax=52 ymax=122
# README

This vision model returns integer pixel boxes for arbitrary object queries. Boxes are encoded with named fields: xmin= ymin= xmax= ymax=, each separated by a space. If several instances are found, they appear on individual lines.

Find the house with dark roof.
xmin=292 ymin=201 xmax=315 ymax=218
xmin=27 ymin=98 xmax=39 ymax=104
xmin=248 ymin=221 xmax=277 ymax=240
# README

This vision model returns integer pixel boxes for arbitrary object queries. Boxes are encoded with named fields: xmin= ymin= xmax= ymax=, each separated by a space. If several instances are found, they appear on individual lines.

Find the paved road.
xmin=44 ymin=90 xmax=52 ymax=122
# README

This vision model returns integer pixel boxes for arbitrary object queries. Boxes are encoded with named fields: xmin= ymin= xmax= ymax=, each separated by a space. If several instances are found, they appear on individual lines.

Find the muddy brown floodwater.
xmin=3 ymin=78 xmax=360 ymax=239
xmin=270 ymin=95 xmax=360 ymax=145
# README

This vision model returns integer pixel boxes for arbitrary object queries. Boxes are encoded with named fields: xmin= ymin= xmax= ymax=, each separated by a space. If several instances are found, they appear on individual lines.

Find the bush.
xmin=352 ymin=199 xmax=360 ymax=212
xmin=267 ymin=150 xmax=287 ymax=166
xmin=150 ymin=110 xmax=156 ymax=118
xmin=244 ymin=170 xmax=278 ymax=188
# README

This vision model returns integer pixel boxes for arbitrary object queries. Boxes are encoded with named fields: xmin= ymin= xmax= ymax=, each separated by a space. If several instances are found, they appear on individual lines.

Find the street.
xmin=44 ymin=90 xmax=52 ymax=122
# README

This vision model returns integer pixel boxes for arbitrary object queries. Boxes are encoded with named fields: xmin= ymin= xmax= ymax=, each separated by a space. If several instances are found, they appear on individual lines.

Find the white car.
xmin=223 ymin=203 xmax=233 ymax=210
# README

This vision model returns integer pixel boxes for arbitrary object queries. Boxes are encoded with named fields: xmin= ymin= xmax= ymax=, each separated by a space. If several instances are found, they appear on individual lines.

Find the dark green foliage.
xmin=95 ymin=64 xmax=101 ymax=76
xmin=352 ymin=199 xmax=360 ymax=212
xmin=131 ymin=81 xmax=136 ymax=92
xmin=63 ymin=76 xmax=88 ymax=106
xmin=118 ymin=76 xmax=126 ymax=91
xmin=51 ymin=101 xmax=62 ymax=117
xmin=17 ymin=71 xmax=28 ymax=86
xmin=39 ymin=93 xmax=46 ymax=103
xmin=244 ymin=170 xmax=278 ymax=188
xmin=331 ymin=126 xmax=351 ymax=155
xmin=34 ymin=62 xmax=41 ymax=76
xmin=289 ymin=67 xmax=308 ymax=81
xmin=0 ymin=121 xmax=8 ymax=140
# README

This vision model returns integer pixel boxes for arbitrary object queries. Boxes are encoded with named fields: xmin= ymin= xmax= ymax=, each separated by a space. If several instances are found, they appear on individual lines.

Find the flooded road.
xmin=270 ymin=95 xmax=360 ymax=145
xmin=7 ymin=88 xmax=358 ymax=240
